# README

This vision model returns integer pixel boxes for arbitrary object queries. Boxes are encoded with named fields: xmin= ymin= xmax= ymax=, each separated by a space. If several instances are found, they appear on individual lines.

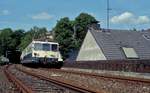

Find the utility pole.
xmin=107 ymin=0 xmax=111 ymax=30
xmin=73 ymin=25 xmax=76 ymax=39
xmin=73 ymin=25 xmax=80 ymax=47
xmin=73 ymin=25 xmax=77 ymax=47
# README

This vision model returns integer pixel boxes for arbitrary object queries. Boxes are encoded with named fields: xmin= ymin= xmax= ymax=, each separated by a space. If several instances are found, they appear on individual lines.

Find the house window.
xmin=122 ymin=47 xmax=138 ymax=59
xmin=143 ymin=34 xmax=150 ymax=40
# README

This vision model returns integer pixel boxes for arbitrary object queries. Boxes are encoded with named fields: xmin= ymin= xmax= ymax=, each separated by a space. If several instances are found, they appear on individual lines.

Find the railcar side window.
xmin=43 ymin=44 xmax=50 ymax=51
xmin=34 ymin=43 xmax=42 ymax=50
xmin=52 ymin=44 xmax=58 ymax=51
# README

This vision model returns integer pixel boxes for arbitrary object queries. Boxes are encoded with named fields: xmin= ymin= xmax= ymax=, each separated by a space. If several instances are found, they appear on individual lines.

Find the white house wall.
xmin=76 ymin=30 xmax=106 ymax=61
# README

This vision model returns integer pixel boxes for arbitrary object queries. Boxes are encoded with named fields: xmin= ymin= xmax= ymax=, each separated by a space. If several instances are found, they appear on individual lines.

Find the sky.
xmin=0 ymin=0 xmax=150 ymax=31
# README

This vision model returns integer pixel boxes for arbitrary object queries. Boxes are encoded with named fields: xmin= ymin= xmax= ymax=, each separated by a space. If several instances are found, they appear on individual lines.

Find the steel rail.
xmin=4 ymin=65 xmax=35 ymax=93
xmin=47 ymin=69 xmax=150 ymax=84
xmin=16 ymin=66 xmax=105 ymax=93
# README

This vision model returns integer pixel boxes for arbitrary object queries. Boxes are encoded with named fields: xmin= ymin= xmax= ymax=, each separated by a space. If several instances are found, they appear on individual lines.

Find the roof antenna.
xmin=107 ymin=0 xmax=111 ymax=30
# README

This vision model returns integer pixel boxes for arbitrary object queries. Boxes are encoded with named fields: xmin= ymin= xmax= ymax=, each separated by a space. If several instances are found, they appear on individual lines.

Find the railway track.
xmin=17 ymin=65 xmax=150 ymax=93
xmin=4 ymin=65 xmax=101 ymax=93
xmin=47 ymin=69 xmax=150 ymax=93
xmin=50 ymin=68 xmax=150 ymax=83
xmin=0 ymin=66 xmax=19 ymax=93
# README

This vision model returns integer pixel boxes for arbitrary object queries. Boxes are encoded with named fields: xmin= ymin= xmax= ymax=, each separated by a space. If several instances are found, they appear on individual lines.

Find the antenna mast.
xmin=107 ymin=0 xmax=110 ymax=30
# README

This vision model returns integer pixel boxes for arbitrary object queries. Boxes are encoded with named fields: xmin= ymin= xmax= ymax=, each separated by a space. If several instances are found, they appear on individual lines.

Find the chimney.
xmin=89 ymin=21 xmax=101 ymax=30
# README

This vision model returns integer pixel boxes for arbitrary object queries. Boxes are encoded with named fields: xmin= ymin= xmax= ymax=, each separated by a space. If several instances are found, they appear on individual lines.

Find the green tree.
xmin=53 ymin=13 xmax=98 ymax=59
xmin=19 ymin=31 xmax=33 ymax=51
xmin=19 ymin=26 xmax=48 ymax=51
xmin=74 ymin=13 xmax=97 ymax=47
xmin=53 ymin=17 xmax=74 ymax=59
xmin=0 ymin=28 xmax=13 ymax=56
xmin=10 ymin=29 xmax=24 ymax=49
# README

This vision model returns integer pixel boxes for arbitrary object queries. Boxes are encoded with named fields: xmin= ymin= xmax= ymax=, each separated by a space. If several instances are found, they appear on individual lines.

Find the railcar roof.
xmin=32 ymin=41 xmax=59 ymax=45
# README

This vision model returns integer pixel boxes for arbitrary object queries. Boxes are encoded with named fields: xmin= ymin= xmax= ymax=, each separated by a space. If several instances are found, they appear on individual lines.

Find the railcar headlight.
xmin=34 ymin=53 xmax=37 ymax=56
xmin=34 ymin=53 xmax=39 ymax=57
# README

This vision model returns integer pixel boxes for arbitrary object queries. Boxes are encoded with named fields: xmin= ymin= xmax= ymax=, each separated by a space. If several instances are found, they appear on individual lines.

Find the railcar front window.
xmin=52 ymin=44 xmax=58 ymax=51
xmin=34 ymin=43 xmax=42 ymax=50
xmin=43 ymin=44 xmax=50 ymax=51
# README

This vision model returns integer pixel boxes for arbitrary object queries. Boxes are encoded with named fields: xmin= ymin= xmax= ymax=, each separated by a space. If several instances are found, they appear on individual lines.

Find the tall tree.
xmin=53 ymin=17 xmax=74 ymax=59
xmin=74 ymin=13 xmax=97 ymax=47
xmin=0 ymin=28 xmax=13 ymax=56
xmin=10 ymin=29 xmax=24 ymax=49
xmin=53 ymin=13 xmax=98 ymax=59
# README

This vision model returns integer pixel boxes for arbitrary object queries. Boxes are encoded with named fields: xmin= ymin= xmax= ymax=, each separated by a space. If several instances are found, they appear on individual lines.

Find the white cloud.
xmin=137 ymin=16 xmax=150 ymax=24
xmin=0 ymin=10 xmax=10 ymax=15
xmin=31 ymin=12 xmax=53 ymax=20
xmin=110 ymin=12 xmax=150 ymax=24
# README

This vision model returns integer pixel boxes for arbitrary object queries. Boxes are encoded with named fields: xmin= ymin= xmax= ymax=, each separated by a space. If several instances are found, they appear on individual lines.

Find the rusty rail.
xmin=16 ymin=65 xmax=104 ymax=93
xmin=15 ymin=65 xmax=150 ymax=93
xmin=4 ymin=65 xmax=35 ymax=93
xmin=49 ymin=69 xmax=150 ymax=84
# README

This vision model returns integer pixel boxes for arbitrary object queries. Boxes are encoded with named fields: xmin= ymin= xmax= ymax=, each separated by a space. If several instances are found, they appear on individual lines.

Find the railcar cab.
xmin=33 ymin=42 xmax=58 ymax=52
xmin=32 ymin=41 xmax=61 ymax=63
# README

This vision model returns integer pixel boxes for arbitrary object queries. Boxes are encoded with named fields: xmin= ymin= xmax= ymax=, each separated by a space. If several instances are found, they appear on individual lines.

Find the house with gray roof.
xmin=76 ymin=25 xmax=150 ymax=61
